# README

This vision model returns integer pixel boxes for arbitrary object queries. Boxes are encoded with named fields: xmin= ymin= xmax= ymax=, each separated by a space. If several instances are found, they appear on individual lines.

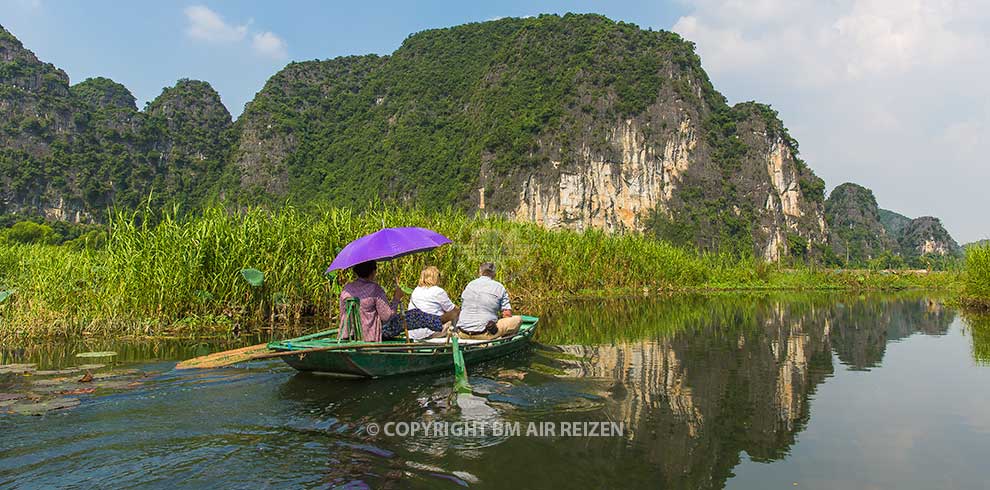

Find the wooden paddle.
xmin=176 ymin=327 xmax=344 ymax=370
xmin=248 ymin=341 xmax=429 ymax=360
xmin=175 ymin=342 xmax=273 ymax=370
xmin=176 ymin=340 xmax=435 ymax=369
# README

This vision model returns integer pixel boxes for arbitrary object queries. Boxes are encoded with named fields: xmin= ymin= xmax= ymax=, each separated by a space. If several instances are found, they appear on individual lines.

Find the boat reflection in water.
xmin=5 ymin=293 xmax=984 ymax=489
xmin=309 ymin=293 xmax=961 ymax=488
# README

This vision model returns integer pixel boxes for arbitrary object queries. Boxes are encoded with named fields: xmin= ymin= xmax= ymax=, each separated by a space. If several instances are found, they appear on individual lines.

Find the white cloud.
xmin=184 ymin=5 xmax=247 ymax=43
xmin=183 ymin=5 xmax=287 ymax=60
xmin=16 ymin=0 xmax=42 ymax=9
xmin=672 ymin=0 xmax=990 ymax=242
xmin=251 ymin=31 xmax=288 ymax=60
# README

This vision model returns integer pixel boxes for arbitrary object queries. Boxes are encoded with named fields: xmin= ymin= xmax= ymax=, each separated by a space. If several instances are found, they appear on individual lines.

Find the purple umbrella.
xmin=327 ymin=227 xmax=452 ymax=272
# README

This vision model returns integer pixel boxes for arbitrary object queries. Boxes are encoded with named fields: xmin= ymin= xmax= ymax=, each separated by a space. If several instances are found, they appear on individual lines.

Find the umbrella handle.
xmin=391 ymin=262 xmax=411 ymax=342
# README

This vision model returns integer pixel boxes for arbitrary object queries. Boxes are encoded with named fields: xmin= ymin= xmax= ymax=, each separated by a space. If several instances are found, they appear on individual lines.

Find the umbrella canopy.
xmin=327 ymin=227 xmax=452 ymax=272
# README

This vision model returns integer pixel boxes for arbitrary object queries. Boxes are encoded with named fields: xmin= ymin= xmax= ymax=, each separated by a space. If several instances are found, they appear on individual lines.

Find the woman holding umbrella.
xmin=338 ymin=260 xmax=405 ymax=342
xmin=329 ymin=227 xmax=452 ymax=342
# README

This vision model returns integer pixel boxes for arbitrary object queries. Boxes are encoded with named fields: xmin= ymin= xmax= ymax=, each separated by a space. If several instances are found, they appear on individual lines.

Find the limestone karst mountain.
xmin=824 ymin=182 xmax=960 ymax=265
xmin=0 ymin=16 xmax=959 ymax=262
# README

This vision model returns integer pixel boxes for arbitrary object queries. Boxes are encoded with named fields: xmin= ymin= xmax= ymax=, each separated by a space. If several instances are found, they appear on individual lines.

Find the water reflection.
xmin=962 ymin=312 xmax=990 ymax=365
xmin=4 ymin=293 xmax=988 ymax=490
xmin=529 ymin=293 xmax=957 ymax=489
xmin=0 ymin=332 xmax=292 ymax=369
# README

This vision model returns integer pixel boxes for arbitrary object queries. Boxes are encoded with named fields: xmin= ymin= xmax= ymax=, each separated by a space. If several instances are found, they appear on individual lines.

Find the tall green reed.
xmin=963 ymin=244 xmax=990 ymax=304
xmin=0 ymin=205 xmax=711 ymax=338
xmin=0 ymin=204 xmax=963 ymax=340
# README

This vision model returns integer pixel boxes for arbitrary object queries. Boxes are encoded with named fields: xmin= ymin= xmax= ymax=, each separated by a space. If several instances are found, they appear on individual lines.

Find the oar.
xmin=249 ymin=341 xmax=429 ymax=361
xmin=176 ymin=328 xmax=341 ymax=370
xmin=176 ymin=342 xmax=273 ymax=370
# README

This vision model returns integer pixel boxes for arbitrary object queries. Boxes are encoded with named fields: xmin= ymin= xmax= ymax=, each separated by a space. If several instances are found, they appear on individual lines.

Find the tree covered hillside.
xmin=0 ymin=15 xmax=960 ymax=262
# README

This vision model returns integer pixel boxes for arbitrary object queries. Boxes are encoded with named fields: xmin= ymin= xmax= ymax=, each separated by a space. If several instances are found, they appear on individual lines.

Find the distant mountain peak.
xmin=71 ymin=77 xmax=137 ymax=111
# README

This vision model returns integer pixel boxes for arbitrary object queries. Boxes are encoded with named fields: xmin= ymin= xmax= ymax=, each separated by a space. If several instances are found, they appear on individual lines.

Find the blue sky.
xmin=2 ymin=0 xmax=988 ymax=242
xmin=0 ymin=0 xmax=687 ymax=115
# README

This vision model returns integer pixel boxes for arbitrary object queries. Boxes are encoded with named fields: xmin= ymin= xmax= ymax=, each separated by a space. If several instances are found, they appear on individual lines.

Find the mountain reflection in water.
xmin=2 ymin=293 xmax=987 ymax=490
xmin=530 ymin=293 xmax=959 ymax=489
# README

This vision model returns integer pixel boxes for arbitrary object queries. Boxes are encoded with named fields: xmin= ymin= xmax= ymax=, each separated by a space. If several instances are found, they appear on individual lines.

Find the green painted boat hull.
xmin=268 ymin=316 xmax=538 ymax=378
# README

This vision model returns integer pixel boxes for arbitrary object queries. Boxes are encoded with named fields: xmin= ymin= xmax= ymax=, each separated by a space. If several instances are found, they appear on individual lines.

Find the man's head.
xmin=479 ymin=262 xmax=496 ymax=278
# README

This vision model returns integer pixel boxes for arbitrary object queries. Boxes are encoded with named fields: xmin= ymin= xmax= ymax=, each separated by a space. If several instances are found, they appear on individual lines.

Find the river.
xmin=1 ymin=293 xmax=988 ymax=489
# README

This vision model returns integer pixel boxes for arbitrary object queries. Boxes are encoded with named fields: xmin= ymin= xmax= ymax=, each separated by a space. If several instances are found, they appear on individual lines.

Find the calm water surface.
xmin=2 ymin=293 xmax=989 ymax=489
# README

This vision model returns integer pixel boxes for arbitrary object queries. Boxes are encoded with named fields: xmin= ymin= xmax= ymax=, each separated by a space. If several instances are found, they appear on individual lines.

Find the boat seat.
xmin=421 ymin=338 xmax=489 ymax=344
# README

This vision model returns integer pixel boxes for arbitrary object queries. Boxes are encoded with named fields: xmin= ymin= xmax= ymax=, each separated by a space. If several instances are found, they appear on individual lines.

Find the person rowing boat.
xmin=338 ymin=260 xmax=406 ymax=342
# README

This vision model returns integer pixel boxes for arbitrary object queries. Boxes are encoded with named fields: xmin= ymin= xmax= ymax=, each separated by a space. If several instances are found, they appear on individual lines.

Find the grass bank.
xmin=960 ymin=244 xmax=990 ymax=311
xmin=0 ymin=206 xmax=960 ymax=341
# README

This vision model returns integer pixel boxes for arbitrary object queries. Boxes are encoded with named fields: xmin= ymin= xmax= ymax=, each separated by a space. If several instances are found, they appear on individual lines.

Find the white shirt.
xmin=407 ymin=286 xmax=455 ymax=316
xmin=456 ymin=276 xmax=511 ymax=332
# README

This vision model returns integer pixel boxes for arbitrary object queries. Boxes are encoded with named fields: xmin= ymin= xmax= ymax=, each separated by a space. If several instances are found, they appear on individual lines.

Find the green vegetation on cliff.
xmin=825 ymin=183 xmax=891 ymax=264
xmin=1 ymin=22 xmax=231 ymax=217
xmin=824 ymin=183 xmax=961 ymax=268
xmin=232 ymin=14 xmax=829 ymax=258
xmin=0 ymin=17 xmax=959 ymax=265
xmin=233 ymin=14 xmax=706 ymax=206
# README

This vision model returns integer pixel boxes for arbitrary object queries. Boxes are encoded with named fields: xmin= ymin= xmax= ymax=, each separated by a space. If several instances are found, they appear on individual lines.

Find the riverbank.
xmin=0 ymin=206 xmax=964 ymax=341
xmin=959 ymin=244 xmax=990 ymax=312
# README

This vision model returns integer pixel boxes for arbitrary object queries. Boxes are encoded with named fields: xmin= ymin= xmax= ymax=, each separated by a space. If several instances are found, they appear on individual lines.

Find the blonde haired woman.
xmin=402 ymin=266 xmax=459 ymax=340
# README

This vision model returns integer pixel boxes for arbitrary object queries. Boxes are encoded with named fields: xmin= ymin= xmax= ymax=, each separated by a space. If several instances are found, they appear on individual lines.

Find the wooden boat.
xmin=265 ymin=315 xmax=539 ymax=378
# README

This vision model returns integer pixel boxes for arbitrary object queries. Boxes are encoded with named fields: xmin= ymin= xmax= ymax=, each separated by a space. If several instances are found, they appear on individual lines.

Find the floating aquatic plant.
xmin=239 ymin=268 xmax=265 ymax=288
xmin=75 ymin=351 xmax=118 ymax=358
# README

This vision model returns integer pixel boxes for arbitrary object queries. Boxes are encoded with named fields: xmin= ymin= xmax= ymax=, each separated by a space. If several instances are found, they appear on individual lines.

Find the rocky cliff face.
xmin=897 ymin=216 xmax=960 ymax=257
xmin=878 ymin=208 xmax=911 ymax=238
xmin=144 ymin=79 xmax=233 ymax=202
xmin=825 ymin=182 xmax=960 ymax=264
xmin=825 ymin=183 xmax=894 ymax=262
xmin=229 ymin=14 xmax=828 ymax=259
xmin=0 ymin=24 xmax=230 ymax=220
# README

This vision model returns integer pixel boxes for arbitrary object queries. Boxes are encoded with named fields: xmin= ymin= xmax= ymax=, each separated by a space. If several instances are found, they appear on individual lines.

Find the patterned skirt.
xmin=382 ymin=309 xmax=444 ymax=340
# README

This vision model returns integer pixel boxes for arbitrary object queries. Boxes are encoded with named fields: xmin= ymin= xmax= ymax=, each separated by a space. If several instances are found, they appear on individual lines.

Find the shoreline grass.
xmin=960 ymin=244 xmax=990 ymax=312
xmin=0 ymin=205 xmax=964 ymax=341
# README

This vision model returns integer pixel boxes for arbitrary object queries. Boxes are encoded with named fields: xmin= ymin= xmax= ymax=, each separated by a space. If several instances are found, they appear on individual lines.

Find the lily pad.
xmin=31 ymin=377 xmax=72 ymax=386
xmin=8 ymin=397 xmax=80 ymax=416
xmin=496 ymin=369 xmax=527 ymax=381
xmin=93 ymin=369 xmax=141 ymax=380
xmin=75 ymin=364 xmax=105 ymax=370
xmin=93 ymin=379 xmax=142 ymax=390
xmin=0 ymin=289 xmax=12 ymax=303
xmin=58 ymin=387 xmax=95 ymax=396
xmin=0 ymin=363 xmax=36 ymax=375
xmin=239 ymin=268 xmax=265 ymax=287
xmin=32 ymin=384 xmax=78 ymax=394
xmin=34 ymin=368 xmax=81 ymax=376
xmin=75 ymin=351 xmax=117 ymax=358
